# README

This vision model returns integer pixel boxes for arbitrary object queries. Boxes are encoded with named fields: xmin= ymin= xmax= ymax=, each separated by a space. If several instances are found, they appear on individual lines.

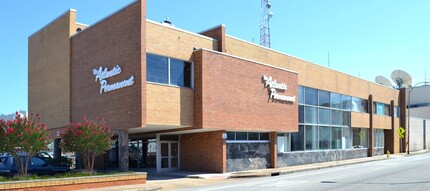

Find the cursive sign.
xmin=263 ymin=75 xmax=295 ymax=102
xmin=93 ymin=65 xmax=135 ymax=94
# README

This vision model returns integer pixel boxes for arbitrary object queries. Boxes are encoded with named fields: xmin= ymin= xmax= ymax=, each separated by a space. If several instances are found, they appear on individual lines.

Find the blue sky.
xmin=1 ymin=0 xmax=429 ymax=114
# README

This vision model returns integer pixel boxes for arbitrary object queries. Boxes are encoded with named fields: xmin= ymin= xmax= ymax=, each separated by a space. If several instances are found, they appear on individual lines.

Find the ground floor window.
xmin=374 ymin=129 xmax=385 ymax=148
xmin=226 ymin=132 xmax=269 ymax=141
xmin=353 ymin=128 xmax=369 ymax=148
xmin=278 ymin=126 xmax=362 ymax=153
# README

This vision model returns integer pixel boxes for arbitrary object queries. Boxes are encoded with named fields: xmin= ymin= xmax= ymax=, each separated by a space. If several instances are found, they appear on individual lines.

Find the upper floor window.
xmin=146 ymin=53 xmax=192 ymax=88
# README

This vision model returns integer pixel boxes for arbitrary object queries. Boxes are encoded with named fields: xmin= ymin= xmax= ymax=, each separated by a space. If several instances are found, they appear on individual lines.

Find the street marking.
xmin=271 ymin=180 xmax=307 ymax=187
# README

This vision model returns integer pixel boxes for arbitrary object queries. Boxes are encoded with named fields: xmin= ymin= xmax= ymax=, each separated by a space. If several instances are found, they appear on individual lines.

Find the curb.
xmin=229 ymin=157 xmax=389 ymax=178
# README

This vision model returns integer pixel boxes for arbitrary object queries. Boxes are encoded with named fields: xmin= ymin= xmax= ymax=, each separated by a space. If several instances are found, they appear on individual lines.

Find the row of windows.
xmin=299 ymin=106 xmax=350 ymax=126
xmin=226 ymin=132 xmax=270 ymax=141
xmin=277 ymin=126 xmax=372 ymax=153
xmin=146 ymin=53 xmax=192 ymax=88
xmin=299 ymin=86 xmax=368 ymax=113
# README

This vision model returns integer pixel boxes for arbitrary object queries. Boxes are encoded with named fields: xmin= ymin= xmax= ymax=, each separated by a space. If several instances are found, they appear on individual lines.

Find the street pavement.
xmin=181 ymin=152 xmax=430 ymax=191
xmin=79 ymin=151 xmax=429 ymax=191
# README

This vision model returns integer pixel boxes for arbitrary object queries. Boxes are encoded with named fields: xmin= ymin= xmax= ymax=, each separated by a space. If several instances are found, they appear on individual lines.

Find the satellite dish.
xmin=391 ymin=70 xmax=412 ymax=88
xmin=375 ymin=75 xmax=393 ymax=88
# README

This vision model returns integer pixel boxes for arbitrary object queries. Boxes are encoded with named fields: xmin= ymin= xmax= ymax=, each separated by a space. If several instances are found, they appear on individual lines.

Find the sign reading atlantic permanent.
xmin=93 ymin=65 xmax=135 ymax=94
xmin=262 ymin=75 xmax=296 ymax=102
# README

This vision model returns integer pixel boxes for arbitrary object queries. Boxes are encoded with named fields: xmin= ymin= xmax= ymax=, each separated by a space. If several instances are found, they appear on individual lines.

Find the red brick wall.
xmin=200 ymin=25 xmax=225 ymax=52
xmin=180 ymin=131 xmax=226 ymax=173
xmin=70 ymin=0 xmax=146 ymax=130
xmin=194 ymin=49 xmax=298 ymax=132
xmin=6 ymin=179 xmax=146 ymax=191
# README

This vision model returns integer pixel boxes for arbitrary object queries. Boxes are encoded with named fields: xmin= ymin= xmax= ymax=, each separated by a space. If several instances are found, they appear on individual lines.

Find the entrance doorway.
xmin=159 ymin=141 xmax=179 ymax=172
xmin=156 ymin=135 xmax=180 ymax=172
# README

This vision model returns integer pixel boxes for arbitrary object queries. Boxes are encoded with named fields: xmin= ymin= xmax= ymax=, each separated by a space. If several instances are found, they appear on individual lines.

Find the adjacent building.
xmin=28 ymin=0 xmax=406 ymax=173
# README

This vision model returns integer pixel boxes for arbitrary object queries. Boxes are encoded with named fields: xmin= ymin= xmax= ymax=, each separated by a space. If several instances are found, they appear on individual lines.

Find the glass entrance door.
xmin=160 ymin=141 xmax=179 ymax=171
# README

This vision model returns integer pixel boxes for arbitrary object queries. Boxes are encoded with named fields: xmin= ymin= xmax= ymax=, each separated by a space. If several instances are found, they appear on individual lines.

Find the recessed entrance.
xmin=157 ymin=135 xmax=180 ymax=172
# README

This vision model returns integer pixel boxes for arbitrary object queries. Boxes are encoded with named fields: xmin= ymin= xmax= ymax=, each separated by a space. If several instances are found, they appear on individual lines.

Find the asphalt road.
xmin=181 ymin=153 xmax=430 ymax=191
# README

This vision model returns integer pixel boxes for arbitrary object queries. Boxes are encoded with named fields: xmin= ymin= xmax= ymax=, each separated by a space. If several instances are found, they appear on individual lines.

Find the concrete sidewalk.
xmin=79 ymin=151 xmax=427 ymax=191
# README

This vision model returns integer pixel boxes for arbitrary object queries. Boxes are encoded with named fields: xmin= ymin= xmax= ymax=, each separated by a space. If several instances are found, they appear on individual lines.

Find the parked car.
xmin=0 ymin=155 xmax=69 ymax=177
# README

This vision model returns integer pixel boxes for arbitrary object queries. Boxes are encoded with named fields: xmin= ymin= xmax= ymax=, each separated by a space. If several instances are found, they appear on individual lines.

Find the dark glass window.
xmin=260 ymin=133 xmax=269 ymax=140
xmin=305 ymin=87 xmax=318 ymax=106
xmin=170 ymin=58 xmax=192 ymax=87
xmin=147 ymin=54 xmax=168 ymax=84
xmin=299 ymin=105 xmax=304 ymax=123
xmin=319 ymin=126 xmax=331 ymax=150
xmin=248 ymin=132 xmax=259 ymax=140
xmin=342 ymin=111 xmax=350 ymax=126
xmin=361 ymin=99 xmax=368 ymax=113
xmin=227 ymin=132 xmax=235 ymax=140
xmin=146 ymin=53 xmax=192 ymax=88
xmin=291 ymin=126 xmax=304 ymax=151
xmin=235 ymin=132 xmax=247 ymax=140
xmin=332 ymin=127 xmax=342 ymax=149
xmin=318 ymin=90 xmax=330 ymax=107
xmin=383 ymin=104 xmax=390 ymax=116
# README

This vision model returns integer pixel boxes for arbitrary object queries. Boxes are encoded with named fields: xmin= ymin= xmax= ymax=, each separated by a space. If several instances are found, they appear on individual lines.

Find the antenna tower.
xmin=260 ymin=0 xmax=273 ymax=48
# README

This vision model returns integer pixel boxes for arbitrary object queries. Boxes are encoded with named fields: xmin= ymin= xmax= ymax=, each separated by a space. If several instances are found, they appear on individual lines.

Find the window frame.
xmin=146 ymin=53 xmax=194 ymax=89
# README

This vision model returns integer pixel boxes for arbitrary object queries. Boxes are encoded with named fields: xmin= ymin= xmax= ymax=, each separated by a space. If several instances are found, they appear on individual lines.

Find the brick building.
xmin=28 ymin=0 xmax=406 ymax=173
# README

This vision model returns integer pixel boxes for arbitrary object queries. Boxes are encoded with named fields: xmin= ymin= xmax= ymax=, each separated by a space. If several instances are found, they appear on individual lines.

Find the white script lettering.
xmin=93 ymin=65 xmax=134 ymax=94
xmin=263 ymin=75 xmax=295 ymax=103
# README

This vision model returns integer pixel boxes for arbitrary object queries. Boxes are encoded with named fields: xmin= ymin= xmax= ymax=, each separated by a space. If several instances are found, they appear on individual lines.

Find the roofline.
xmin=28 ymin=9 xmax=77 ymax=39
xmin=196 ymin=48 xmax=298 ymax=74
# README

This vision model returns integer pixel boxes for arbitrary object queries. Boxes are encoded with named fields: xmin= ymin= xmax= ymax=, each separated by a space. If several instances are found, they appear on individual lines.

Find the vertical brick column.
xmin=384 ymin=100 xmax=395 ymax=154
xmin=270 ymin=132 xmax=277 ymax=168
xmin=368 ymin=95 xmax=374 ymax=157
xmin=118 ymin=130 xmax=129 ymax=172
xmin=399 ymin=88 xmax=407 ymax=153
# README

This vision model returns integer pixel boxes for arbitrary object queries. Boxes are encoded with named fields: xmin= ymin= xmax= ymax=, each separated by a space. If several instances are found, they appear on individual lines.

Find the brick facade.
xmin=194 ymin=49 xmax=298 ymax=132
xmin=180 ymin=131 xmax=226 ymax=173
xmin=70 ymin=1 xmax=146 ymax=130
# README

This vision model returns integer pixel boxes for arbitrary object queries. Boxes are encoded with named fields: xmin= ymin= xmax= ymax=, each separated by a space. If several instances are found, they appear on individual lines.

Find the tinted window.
xmin=361 ymin=99 xmax=368 ymax=113
xmin=342 ymin=95 xmax=351 ymax=110
xmin=318 ymin=90 xmax=330 ymax=107
xmin=331 ymin=93 xmax=341 ymax=109
xmin=305 ymin=87 xmax=317 ymax=105
xmin=248 ymin=132 xmax=259 ymax=140
xmin=318 ymin=108 xmax=330 ymax=125
xmin=305 ymin=125 xmax=318 ymax=150
xmin=260 ymin=133 xmax=269 ymax=140
xmin=298 ymin=105 xmax=304 ymax=123
xmin=331 ymin=110 xmax=342 ymax=126
xmin=147 ymin=54 xmax=168 ymax=84
xmin=319 ymin=126 xmax=331 ymax=150
xmin=291 ymin=126 xmax=304 ymax=151
xmin=236 ymin=132 xmax=247 ymax=140
xmin=305 ymin=106 xmax=317 ymax=124
xmin=332 ymin=127 xmax=342 ymax=149
xmin=170 ymin=58 xmax=192 ymax=87
xmin=298 ymin=86 xmax=304 ymax=104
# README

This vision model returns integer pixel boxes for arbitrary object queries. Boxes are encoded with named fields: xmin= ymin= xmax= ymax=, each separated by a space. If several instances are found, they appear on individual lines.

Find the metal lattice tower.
xmin=260 ymin=0 xmax=273 ymax=48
